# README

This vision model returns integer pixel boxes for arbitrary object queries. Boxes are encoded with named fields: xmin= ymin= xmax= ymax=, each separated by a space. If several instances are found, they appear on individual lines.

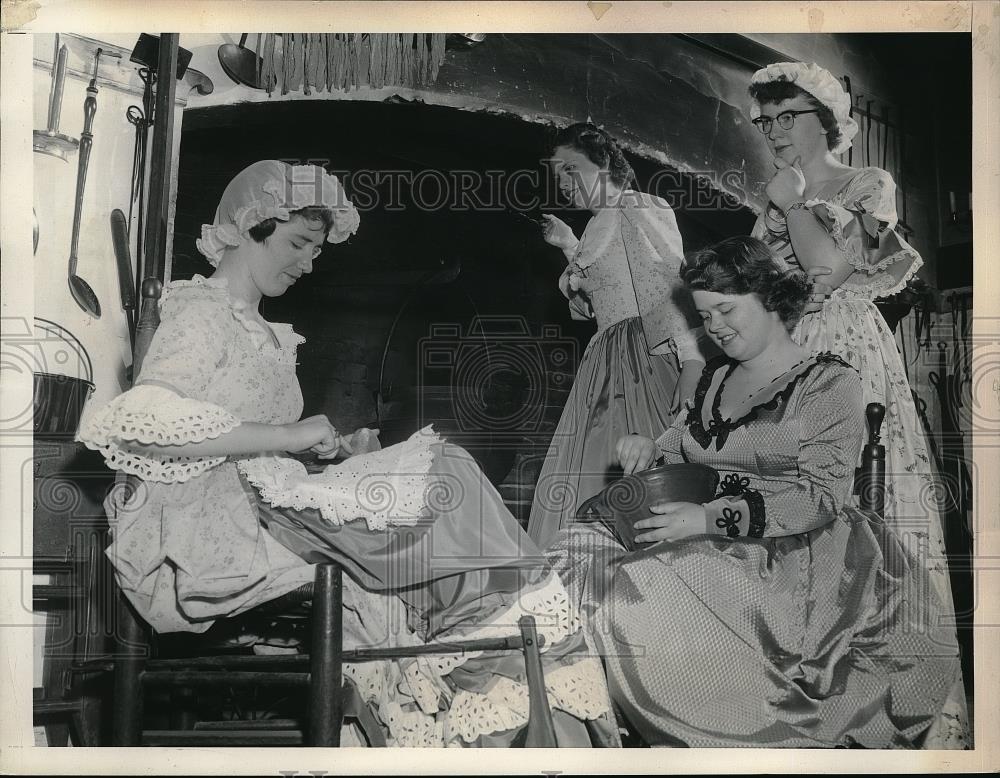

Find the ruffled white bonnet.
xmin=749 ymin=62 xmax=859 ymax=155
xmin=196 ymin=160 xmax=361 ymax=267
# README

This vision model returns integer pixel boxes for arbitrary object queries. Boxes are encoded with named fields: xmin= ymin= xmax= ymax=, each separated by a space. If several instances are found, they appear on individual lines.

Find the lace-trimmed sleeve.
xmin=803 ymin=167 xmax=923 ymax=297
xmin=77 ymin=385 xmax=240 ymax=482
xmin=76 ymin=287 xmax=241 ymax=483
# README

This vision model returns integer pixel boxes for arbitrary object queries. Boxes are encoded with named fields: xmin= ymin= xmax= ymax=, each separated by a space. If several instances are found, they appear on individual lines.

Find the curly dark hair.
xmin=748 ymin=80 xmax=842 ymax=153
xmin=551 ymin=123 xmax=635 ymax=188
xmin=248 ymin=205 xmax=335 ymax=243
xmin=681 ymin=236 xmax=812 ymax=327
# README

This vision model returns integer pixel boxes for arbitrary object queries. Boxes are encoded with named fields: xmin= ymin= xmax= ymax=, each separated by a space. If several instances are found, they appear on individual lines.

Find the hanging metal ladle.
xmin=68 ymin=47 xmax=118 ymax=319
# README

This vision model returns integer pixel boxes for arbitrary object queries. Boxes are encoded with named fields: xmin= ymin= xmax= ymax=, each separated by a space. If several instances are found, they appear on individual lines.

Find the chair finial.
xmin=866 ymin=402 xmax=885 ymax=445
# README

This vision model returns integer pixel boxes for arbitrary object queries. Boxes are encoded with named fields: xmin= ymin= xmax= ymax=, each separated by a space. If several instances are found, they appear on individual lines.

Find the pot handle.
xmin=575 ymin=493 xmax=607 ymax=522
xmin=33 ymin=317 xmax=94 ymax=383
xmin=574 ymin=491 xmax=632 ymax=549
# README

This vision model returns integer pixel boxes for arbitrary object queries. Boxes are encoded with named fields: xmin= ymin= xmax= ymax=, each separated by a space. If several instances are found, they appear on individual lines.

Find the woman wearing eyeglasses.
xmin=747 ymin=62 xmax=967 ymax=747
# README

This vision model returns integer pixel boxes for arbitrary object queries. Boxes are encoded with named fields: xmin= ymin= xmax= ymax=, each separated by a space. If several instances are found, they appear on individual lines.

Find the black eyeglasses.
xmin=751 ymin=109 xmax=820 ymax=135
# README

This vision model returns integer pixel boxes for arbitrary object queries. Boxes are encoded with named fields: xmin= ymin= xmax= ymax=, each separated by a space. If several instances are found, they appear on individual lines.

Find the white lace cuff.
xmin=799 ymin=199 xmax=925 ymax=299
xmin=838 ymin=255 xmax=923 ymax=299
xmin=804 ymin=199 xmax=915 ymax=271
xmin=76 ymin=384 xmax=240 ymax=483
xmin=238 ymin=426 xmax=442 ymax=530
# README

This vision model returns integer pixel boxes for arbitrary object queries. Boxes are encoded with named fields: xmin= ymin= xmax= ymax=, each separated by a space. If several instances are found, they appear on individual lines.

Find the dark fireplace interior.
xmin=174 ymin=100 xmax=755 ymax=524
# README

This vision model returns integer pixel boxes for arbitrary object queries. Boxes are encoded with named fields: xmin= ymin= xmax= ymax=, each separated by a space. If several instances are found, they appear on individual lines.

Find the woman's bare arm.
xmin=784 ymin=206 xmax=855 ymax=289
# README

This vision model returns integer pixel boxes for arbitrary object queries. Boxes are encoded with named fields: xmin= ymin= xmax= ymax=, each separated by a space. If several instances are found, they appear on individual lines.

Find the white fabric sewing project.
xmin=238 ymin=426 xmax=442 ymax=530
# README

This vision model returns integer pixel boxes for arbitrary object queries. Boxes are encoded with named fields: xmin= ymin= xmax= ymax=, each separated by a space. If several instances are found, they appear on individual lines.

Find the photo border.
xmin=2 ymin=1 xmax=997 ymax=774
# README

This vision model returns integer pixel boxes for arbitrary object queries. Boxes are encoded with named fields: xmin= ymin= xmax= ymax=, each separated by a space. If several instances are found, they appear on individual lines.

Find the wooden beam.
xmin=142 ymin=34 xmax=180 ymax=284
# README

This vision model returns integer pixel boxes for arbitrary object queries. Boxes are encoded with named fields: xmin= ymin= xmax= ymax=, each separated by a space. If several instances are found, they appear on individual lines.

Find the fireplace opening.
xmin=174 ymin=99 xmax=755 ymax=520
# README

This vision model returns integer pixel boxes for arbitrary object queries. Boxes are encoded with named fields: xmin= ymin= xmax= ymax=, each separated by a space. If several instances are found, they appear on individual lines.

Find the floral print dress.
xmin=751 ymin=166 xmax=968 ymax=745
xmin=527 ymin=191 xmax=704 ymax=549
xmin=78 ymin=275 xmax=615 ymax=747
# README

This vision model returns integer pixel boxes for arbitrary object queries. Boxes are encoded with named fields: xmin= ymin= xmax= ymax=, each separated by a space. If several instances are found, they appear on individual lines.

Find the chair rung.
xmin=34 ymin=699 xmax=85 ymax=716
xmin=141 ymin=670 xmax=309 ymax=687
xmin=193 ymin=718 xmax=300 ymax=731
xmin=147 ymin=655 xmax=306 ymax=670
xmin=343 ymin=635 xmax=530 ymax=661
xmin=69 ymin=657 xmax=115 ymax=674
xmin=142 ymin=729 xmax=304 ymax=746
xmin=143 ymin=633 xmax=542 ymax=670
xmin=33 ymin=586 xmax=87 ymax=605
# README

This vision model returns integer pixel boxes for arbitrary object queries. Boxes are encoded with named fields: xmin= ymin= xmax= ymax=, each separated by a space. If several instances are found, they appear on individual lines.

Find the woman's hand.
xmin=557 ymin=265 xmax=575 ymax=299
xmin=633 ymin=501 xmax=708 ymax=544
xmin=540 ymin=214 xmax=579 ymax=252
xmin=802 ymin=265 xmax=835 ymax=314
xmin=345 ymin=427 xmax=381 ymax=456
xmin=283 ymin=415 xmax=346 ymax=459
xmin=766 ymin=155 xmax=807 ymax=212
xmin=617 ymin=434 xmax=658 ymax=475
xmin=671 ymin=360 xmax=703 ymax=414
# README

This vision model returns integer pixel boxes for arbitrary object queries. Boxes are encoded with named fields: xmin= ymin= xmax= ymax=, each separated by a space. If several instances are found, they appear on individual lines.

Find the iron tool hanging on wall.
xmin=67 ymin=48 xmax=122 ymax=319
xmin=125 ymin=34 xmax=192 ymax=295
xmin=33 ymin=38 xmax=79 ymax=162
xmin=843 ymin=75 xmax=853 ymax=167
xmin=110 ymin=209 xmax=137 ymax=350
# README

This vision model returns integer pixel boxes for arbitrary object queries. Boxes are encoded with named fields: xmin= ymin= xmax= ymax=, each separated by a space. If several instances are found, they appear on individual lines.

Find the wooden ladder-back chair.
xmin=80 ymin=279 xmax=558 ymax=747
xmin=854 ymin=402 xmax=887 ymax=516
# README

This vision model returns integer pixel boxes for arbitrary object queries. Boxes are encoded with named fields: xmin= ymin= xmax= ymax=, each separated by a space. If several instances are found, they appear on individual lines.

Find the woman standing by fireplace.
xmin=527 ymin=123 xmax=709 ymax=550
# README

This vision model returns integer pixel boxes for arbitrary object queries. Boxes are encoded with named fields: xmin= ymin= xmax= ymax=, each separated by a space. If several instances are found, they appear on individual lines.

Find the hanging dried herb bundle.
xmin=259 ymin=33 xmax=447 ymax=95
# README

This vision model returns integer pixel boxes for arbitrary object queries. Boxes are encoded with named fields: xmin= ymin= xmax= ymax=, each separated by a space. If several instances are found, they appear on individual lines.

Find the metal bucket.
xmin=33 ymin=318 xmax=95 ymax=438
